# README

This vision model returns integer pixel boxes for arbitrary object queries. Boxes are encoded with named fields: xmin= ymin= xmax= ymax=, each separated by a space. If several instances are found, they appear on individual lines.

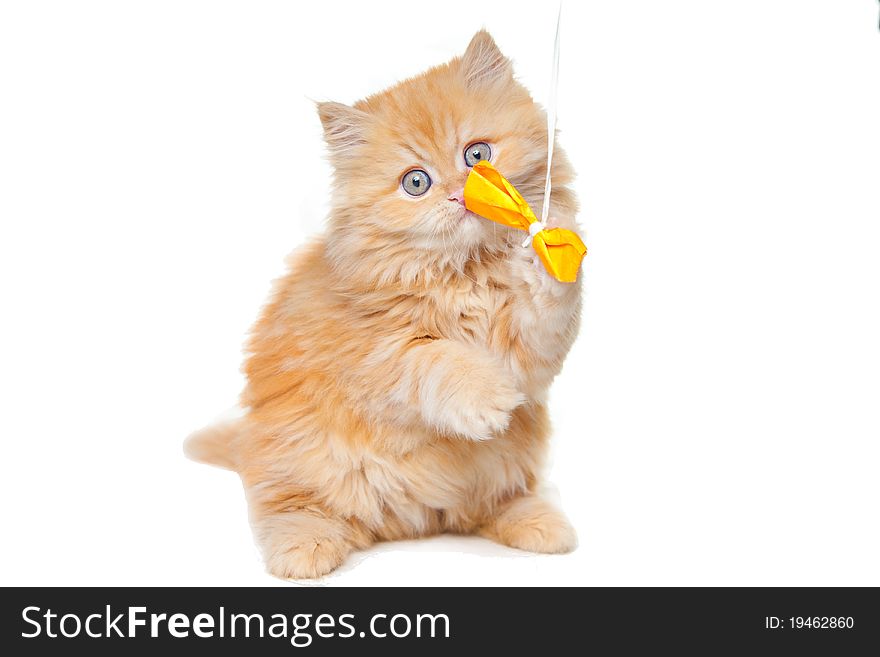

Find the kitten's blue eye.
xmin=464 ymin=142 xmax=491 ymax=167
xmin=401 ymin=169 xmax=432 ymax=196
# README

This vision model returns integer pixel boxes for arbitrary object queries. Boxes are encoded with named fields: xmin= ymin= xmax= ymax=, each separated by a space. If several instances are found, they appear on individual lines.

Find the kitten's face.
xmin=320 ymin=31 xmax=565 ymax=255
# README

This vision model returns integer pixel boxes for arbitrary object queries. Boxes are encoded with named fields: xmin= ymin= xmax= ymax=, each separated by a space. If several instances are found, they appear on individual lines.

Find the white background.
xmin=1 ymin=1 xmax=878 ymax=586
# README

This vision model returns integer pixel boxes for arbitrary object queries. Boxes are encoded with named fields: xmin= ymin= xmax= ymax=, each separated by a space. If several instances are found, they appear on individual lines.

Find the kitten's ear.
xmin=461 ymin=30 xmax=513 ymax=88
xmin=317 ymin=101 xmax=369 ymax=158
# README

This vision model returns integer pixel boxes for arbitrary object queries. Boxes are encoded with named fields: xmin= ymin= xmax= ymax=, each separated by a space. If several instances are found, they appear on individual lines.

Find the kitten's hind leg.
xmin=248 ymin=490 xmax=370 ymax=579
xmin=479 ymin=495 xmax=577 ymax=554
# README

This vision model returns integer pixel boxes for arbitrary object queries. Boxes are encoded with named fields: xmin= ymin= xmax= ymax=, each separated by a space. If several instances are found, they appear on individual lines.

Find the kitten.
xmin=186 ymin=30 xmax=583 ymax=579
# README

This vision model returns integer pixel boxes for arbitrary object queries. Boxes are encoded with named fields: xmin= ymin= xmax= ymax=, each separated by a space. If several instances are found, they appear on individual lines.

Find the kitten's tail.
xmin=184 ymin=418 xmax=244 ymax=471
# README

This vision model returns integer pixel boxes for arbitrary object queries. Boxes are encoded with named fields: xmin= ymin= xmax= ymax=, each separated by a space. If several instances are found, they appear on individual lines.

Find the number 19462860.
xmin=765 ymin=617 xmax=854 ymax=629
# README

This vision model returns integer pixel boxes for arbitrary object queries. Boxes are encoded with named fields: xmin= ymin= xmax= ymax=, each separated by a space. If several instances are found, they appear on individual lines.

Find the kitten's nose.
xmin=448 ymin=189 xmax=466 ymax=206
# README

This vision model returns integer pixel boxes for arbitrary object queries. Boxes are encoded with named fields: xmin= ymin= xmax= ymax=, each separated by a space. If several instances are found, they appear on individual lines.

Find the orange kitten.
xmin=186 ymin=30 xmax=582 ymax=579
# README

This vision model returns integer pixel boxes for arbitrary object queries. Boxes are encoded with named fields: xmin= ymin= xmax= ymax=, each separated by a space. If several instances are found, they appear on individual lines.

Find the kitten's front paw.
xmin=435 ymin=372 xmax=525 ymax=441
xmin=257 ymin=511 xmax=354 ymax=580
xmin=265 ymin=536 xmax=349 ymax=580
xmin=481 ymin=496 xmax=578 ymax=554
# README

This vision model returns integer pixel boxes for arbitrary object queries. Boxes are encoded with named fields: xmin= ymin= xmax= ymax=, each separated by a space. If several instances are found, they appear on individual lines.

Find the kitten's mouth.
xmin=458 ymin=207 xmax=482 ymax=223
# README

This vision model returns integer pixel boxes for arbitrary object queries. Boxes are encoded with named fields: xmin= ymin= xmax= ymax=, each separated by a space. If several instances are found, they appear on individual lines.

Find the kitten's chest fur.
xmin=422 ymin=275 xmax=501 ymax=343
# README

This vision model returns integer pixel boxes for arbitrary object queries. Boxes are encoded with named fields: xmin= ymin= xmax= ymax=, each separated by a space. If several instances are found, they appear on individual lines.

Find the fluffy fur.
xmin=186 ymin=30 xmax=582 ymax=579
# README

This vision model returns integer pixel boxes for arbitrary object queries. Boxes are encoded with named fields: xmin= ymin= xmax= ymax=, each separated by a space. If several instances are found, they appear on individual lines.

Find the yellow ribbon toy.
xmin=463 ymin=160 xmax=586 ymax=283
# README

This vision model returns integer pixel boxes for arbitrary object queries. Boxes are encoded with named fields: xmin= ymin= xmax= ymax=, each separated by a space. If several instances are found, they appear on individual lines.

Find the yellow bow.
xmin=463 ymin=161 xmax=586 ymax=283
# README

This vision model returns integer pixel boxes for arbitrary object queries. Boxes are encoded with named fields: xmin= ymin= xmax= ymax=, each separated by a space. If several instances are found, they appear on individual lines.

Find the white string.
xmin=540 ymin=2 xmax=562 ymax=225
xmin=522 ymin=220 xmax=545 ymax=247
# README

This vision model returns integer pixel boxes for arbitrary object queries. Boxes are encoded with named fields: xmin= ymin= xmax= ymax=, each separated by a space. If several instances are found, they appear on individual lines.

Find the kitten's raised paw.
xmin=442 ymin=375 xmax=525 ymax=441
xmin=481 ymin=495 xmax=578 ymax=554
